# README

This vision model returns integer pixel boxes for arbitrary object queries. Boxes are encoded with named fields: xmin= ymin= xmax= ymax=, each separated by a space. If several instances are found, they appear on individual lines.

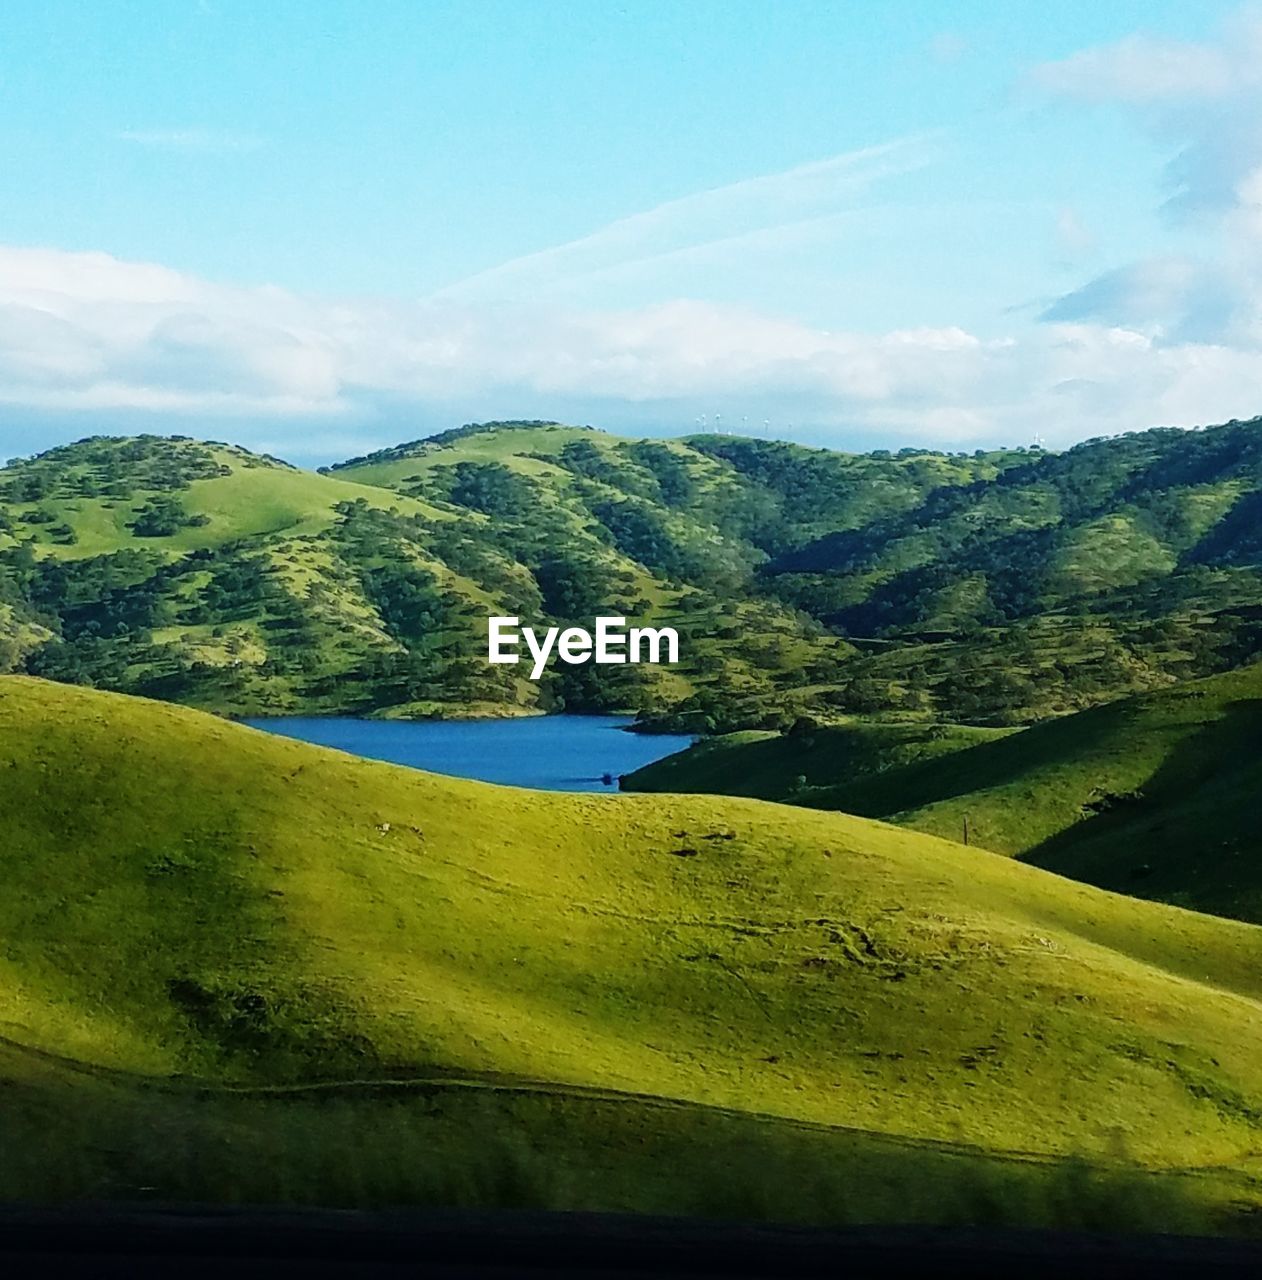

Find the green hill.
xmin=625 ymin=663 xmax=1262 ymax=924
xmin=0 ymin=431 xmax=860 ymax=723
xmin=760 ymin=417 xmax=1262 ymax=724
xmin=3 ymin=675 xmax=1262 ymax=1228
xmin=622 ymin=719 xmax=1014 ymax=803
xmin=5 ymin=417 xmax=1262 ymax=729
xmin=0 ymin=435 xmax=514 ymax=717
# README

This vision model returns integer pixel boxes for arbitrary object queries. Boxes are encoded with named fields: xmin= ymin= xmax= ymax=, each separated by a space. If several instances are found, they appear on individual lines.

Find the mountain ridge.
xmin=2 ymin=416 xmax=1262 ymax=728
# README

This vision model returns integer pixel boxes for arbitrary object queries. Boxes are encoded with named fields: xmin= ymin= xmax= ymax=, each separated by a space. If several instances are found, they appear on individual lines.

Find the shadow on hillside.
xmin=812 ymin=698 xmax=1146 ymax=821
xmin=1019 ymin=698 xmax=1262 ymax=919
xmin=0 ymin=1045 xmax=1249 ymax=1238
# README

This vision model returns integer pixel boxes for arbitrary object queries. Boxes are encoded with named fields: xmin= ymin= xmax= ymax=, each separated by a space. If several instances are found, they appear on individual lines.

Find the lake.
xmin=241 ymin=714 xmax=695 ymax=792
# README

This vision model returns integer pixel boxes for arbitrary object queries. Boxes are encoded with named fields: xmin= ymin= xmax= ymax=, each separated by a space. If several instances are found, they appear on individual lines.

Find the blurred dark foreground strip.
xmin=0 ymin=1204 xmax=1260 ymax=1278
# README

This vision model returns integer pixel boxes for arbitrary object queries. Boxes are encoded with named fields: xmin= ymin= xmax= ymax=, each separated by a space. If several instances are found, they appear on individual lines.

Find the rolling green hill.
xmin=626 ymin=663 xmax=1262 ymax=924
xmin=759 ymin=417 xmax=1262 ymax=724
xmin=2 ymin=675 xmax=1262 ymax=1228
xmin=4 ymin=417 xmax=1262 ymax=729
xmin=0 ymin=431 xmax=858 ymax=723
xmin=622 ymin=718 xmax=1014 ymax=804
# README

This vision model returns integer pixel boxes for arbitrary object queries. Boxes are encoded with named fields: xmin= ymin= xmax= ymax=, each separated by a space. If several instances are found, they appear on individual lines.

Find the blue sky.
xmin=2 ymin=0 xmax=1261 ymax=464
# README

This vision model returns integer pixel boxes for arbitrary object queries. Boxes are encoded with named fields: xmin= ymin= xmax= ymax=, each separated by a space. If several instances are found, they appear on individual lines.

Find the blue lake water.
xmin=240 ymin=714 xmax=695 ymax=792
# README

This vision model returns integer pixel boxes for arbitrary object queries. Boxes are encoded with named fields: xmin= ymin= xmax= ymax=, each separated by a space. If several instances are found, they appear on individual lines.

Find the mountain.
xmin=0 ymin=429 xmax=863 ymax=722
xmin=758 ymin=417 xmax=1262 ymax=725
xmin=0 ymin=434 xmax=502 ymax=716
xmin=3 ymin=416 xmax=1262 ymax=727
xmin=625 ymin=662 xmax=1262 ymax=924
xmin=3 ymin=674 xmax=1262 ymax=1229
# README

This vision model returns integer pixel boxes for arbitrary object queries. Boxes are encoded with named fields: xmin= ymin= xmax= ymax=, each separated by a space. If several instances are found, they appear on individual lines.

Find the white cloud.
xmin=1029 ymin=11 xmax=1262 ymax=220
xmin=2 ymin=243 xmax=1261 ymax=460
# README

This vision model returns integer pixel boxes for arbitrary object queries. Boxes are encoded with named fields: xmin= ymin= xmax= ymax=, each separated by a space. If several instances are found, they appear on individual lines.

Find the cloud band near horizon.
xmin=2 ymin=240 xmax=1260 ymax=465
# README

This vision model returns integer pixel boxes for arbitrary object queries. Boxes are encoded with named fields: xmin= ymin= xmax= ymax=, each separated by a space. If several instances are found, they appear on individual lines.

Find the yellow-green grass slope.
xmin=0 ymin=440 xmax=449 ymax=561
xmin=3 ymin=675 xmax=1262 ymax=1227
xmin=623 ymin=719 xmax=1014 ymax=805
xmin=0 ymin=436 xmax=549 ymax=719
xmin=626 ymin=664 xmax=1262 ymax=924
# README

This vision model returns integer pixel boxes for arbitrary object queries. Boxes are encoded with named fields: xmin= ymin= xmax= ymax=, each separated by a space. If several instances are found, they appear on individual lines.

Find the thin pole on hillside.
xmin=963 ymin=814 xmax=970 ymax=846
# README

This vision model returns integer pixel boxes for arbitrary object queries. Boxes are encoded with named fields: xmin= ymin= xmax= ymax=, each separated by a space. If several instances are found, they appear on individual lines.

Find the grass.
xmin=1047 ymin=514 xmax=1177 ymax=597
xmin=0 ymin=1041 xmax=1245 ymax=1232
xmin=334 ymin=423 xmax=606 ymax=488
xmin=3 ymin=675 xmax=1262 ymax=1227
xmin=624 ymin=720 xmax=1011 ymax=804
xmin=624 ymin=663 xmax=1262 ymax=924
xmin=6 ymin=449 xmax=449 ymax=561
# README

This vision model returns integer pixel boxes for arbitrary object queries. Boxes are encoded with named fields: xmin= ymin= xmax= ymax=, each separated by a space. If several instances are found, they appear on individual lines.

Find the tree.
xmin=0 ymin=632 xmax=20 ymax=673
xmin=129 ymin=496 xmax=210 ymax=538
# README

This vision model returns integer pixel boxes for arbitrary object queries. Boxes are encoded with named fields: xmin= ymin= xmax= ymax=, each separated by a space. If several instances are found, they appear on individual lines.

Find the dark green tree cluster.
xmin=129 ymin=495 xmax=212 ymax=538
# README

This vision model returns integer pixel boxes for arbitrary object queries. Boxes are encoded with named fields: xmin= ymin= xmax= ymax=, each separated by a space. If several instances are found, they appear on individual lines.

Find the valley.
xmin=12 ymin=2 xmax=1262 ymax=1253
xmin=4 ymin=417 xmax=1262 ymax=1233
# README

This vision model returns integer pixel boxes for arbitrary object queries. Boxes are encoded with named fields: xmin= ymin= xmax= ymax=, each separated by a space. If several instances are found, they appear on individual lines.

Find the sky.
xmin=3 ymin=0 xmax=1262 ymax=465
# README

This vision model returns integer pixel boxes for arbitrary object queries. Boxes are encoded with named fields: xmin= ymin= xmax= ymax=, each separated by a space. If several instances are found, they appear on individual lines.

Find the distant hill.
xmin=625 ymin=662 xmax=1262 ymax=924
xmin=328 ymin=415 xmax=1262 ymax=727
xmin=0 ymin=426 xmax=1008 ymax=722
xmin=3 ymin=417 xmax=1262 ymax=726
xmin=757 ymin=418 xmax=1262 ymax=724
xmin=770 ymin=418 xmax=1262 ymax=619
xmin=3 ymin=674 xmax=1262 ymax=1228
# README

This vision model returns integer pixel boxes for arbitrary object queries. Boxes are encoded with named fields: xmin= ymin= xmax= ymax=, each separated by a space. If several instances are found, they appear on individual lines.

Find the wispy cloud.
xmin=1039 ymin=255 xmax=1241 ymax=343
xmin=1028 ymin=33 xmax=1241 ymax=104
xmin=116 ymin=128 xmax=265 ymax=153
xmin=433 ymin=135 xmax=943 ymax=304
xmin=1027 ymin=10 xmax=1262 ymax=219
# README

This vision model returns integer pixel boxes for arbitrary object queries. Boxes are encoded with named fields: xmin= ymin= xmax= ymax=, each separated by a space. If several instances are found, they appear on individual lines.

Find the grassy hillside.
xmin=328 ymin=420 xmax=1018 ymax=730
xmin=626 ymin=663 xmax=1262 ymax=924
xmin=331 ymin=417 xmax=1262 ymax=728
xmin=761 ymin=418 xmax=1262 ymax=724
xmin=0 ymin=436 xmax=520 ymax=718
xmin=0 ymin=434 xmax=449 ymax=556
xmin=769 ymin=418 xmax=1262 ymax=623
xmin=0 ymin=431 xmax=856 ymax=724
xmin=5 ymin=418 xmax=1262 ymax=729
xmin=3 ymin=675 xmax=1262 ymax=1227
xmin=623 ymin=719 xmax=1013 ymax=803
